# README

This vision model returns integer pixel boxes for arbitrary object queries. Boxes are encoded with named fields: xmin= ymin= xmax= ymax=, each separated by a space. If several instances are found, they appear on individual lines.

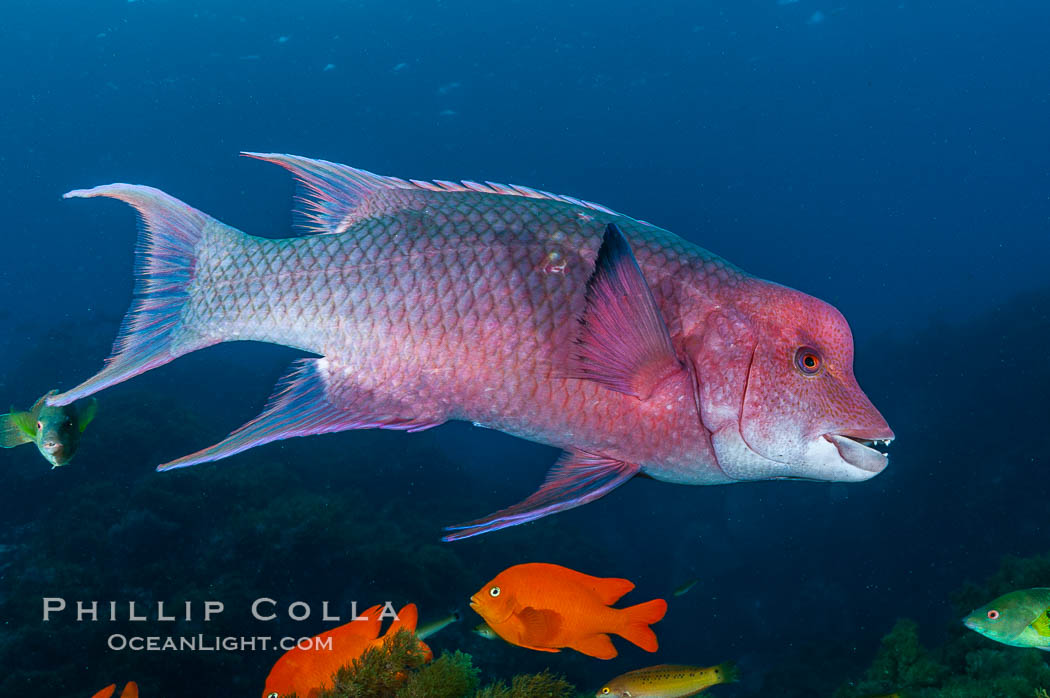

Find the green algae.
xmin=311 ymin=629 xmax=574 ymax=698
xmin=473 ymin=669 xmax=575 ymax=698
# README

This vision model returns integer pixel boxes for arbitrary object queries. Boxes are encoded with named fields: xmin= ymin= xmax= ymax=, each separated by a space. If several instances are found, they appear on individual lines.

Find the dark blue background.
xmin=1 ymin=0 xmax=1048 ymax=695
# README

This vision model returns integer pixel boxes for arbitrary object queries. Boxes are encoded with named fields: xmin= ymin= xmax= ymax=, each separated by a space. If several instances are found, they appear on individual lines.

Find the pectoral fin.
xmin=443 ymin=449 xmax=640 ymax=540
xmin=516 ymin=607 xmax=562 ymax=645
xmin=0 ymin=412 xmax=36 ymax=448
xmin=566 ymin=223 xmax=684 ymax=399
xmin=78 ymin=398 xmax=98 ymax=432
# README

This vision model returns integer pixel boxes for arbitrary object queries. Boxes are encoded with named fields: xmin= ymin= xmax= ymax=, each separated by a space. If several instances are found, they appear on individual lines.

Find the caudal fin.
xmin=615 ymin=598 xmax=667 ymax=653
xmin=49 ymin=185 xmax=231 ymax=406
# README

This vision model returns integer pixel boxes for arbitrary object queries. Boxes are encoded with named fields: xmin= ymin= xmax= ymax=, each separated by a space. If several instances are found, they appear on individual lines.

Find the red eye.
xmin=987 ymin=609 xmax=1000 ymax=620
xmin=794 ymin=347 xmax=822 ymax=375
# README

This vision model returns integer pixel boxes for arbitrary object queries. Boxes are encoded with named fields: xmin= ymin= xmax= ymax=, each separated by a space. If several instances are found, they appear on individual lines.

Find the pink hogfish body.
xmin=51 ymin=154 xmax=893 ymax=539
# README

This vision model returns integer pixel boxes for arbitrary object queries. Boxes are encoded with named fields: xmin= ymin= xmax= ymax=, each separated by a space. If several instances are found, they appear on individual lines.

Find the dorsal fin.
xmin=243 ymin=152 xmax=627 ymax=235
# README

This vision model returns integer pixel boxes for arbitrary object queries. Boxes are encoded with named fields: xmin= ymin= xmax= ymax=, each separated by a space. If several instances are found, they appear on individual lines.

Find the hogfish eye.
xmin=794 ymin=347 xmax=823 ymax=376
xmin=489 ymin=586 xmax=501 ymax=598
xmin=36 ymin=421 xmax=42 ymax=431
xmin=987 ymin=609 xmax=1000 ymax=620
xmin=601 ymin=689 xmax=610 ymax=695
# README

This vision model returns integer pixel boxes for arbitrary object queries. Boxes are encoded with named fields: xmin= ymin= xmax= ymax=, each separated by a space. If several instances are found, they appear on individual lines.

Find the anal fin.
xmin=571 ymin=633 xmax=618 ymax=660
xmin=443 ymin=449 xmax=640 ymax=541
xmin=156 ymin=358 xmax=444 ymax=471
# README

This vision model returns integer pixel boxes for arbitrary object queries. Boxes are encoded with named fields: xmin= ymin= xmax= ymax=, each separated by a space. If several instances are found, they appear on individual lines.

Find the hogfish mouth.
xmin=824 ymin=433 xmax=893 ymax=474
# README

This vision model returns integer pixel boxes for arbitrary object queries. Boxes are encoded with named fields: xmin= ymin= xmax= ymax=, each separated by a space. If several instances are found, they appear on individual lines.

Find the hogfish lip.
xmin=824 ymin=433 xmax=893 ymax=474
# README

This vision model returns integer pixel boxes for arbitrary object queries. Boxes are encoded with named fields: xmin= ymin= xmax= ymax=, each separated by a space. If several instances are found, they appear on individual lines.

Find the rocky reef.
xmin=835 ymin=554 xmax=1050 ymax=698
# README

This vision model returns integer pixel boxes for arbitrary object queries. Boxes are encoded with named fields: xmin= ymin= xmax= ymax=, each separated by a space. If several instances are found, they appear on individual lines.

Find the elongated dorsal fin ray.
xmin=243 ymin=152 xmax=628 ymax=236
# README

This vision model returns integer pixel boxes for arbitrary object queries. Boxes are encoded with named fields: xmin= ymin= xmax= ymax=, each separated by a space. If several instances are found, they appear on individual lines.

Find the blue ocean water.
xmin=1 ymin=0 xmax=1048 ymax=695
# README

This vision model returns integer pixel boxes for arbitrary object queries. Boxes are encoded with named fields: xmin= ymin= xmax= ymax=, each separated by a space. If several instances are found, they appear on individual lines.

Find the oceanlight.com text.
xmin=106 ymin=634 xmax=334 ymax=652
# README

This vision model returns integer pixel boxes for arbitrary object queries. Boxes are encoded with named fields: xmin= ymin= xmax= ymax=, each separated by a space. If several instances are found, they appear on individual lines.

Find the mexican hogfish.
xmin=50 ymin=154 xmax=894 ymax=540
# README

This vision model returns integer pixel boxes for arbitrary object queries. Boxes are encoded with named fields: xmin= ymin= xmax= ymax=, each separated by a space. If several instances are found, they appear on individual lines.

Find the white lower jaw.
xmin=713 ymin=427 xmax=887 ymax=482
xmin=824 ymin=433 xmax=890 ymax=476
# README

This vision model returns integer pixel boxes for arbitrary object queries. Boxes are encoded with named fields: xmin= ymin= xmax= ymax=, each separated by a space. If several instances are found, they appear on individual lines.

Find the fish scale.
xmin=162 ymin=188 xmax=715 ymax=459
xmin=51 ymin=152 xmax=893 ymax=539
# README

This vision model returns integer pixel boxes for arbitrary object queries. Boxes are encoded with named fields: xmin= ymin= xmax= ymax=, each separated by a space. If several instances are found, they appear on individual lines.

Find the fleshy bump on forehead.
xmin=746 ymin=282 xmax=856 ymax=363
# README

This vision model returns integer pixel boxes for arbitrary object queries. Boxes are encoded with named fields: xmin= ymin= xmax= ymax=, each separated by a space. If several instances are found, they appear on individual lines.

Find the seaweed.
xmin=398 ymin=650 xmax=480 ymax=698
xmin=319 ymin=630 xmax=431 ymax=698
xmin=315 ymin=629 xmax=570 ymax=698
xmin=473 ymin=669 xmax=576 ymax=698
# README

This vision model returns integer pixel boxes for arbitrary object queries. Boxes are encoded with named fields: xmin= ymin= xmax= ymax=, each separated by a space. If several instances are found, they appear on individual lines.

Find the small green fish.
xmin=416 ymin=611 xmax=461 ymax=640
xmin=673 ymin=578 xmax=700 ymax=597
xmin=963 ymin=588 xmax=1050 ymax=650
xmin=0 ymin=390 xmax=97 ymax=468
xmin=598 ymin=662 xmax=738 ymax=697
xmin=473 ymin=622 xmax=500 ymax=641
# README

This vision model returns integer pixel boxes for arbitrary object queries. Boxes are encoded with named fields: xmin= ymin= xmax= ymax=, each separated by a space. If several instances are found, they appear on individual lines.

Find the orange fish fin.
xmin=571 ymin=633 xmax=618 ymax=659
xmin=90 ymin=686 xmax=117 ymax=698
xmin=327 ymin=603 xmax=384 ymax=651
xmin=616 ymin=598 xmax=668 ymax=652
xmin=384 ymin=603 xmax=419 ymax=637
xmin=516 ymin=643 xmax=561 ymax=653
xmin=587 ymin=576 xmax=635 ymax=606
xmin=516 ymin=606 xmax=562 ymax=645
xmin=380 ymin=604 xmax=431 ymax=662
xmin=418 ymin=639 xmax=434 ymax=663
xmin=119 ymin=683 xmax=139 ymax=698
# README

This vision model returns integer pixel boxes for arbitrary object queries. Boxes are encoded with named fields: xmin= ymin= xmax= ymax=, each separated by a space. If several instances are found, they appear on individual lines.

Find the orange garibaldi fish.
xmin=51 ymin=154 xmax=894 ymax=540
xmin=470 ymin=562 xmax=667 ymax=659
xmin=262 ymin=603 xmax=429 ymax=698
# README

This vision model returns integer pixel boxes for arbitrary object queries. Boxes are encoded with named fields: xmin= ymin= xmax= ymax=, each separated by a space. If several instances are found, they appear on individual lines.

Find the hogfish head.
xmin=694 ymin=281 xmax=893 ymax=483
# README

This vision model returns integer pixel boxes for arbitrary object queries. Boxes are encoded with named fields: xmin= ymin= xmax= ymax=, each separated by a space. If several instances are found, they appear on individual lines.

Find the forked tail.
xmin=615 ymin=598 xmax=667 ymax=652
xmin=49 ymin=185 xmax=235 ymax=406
